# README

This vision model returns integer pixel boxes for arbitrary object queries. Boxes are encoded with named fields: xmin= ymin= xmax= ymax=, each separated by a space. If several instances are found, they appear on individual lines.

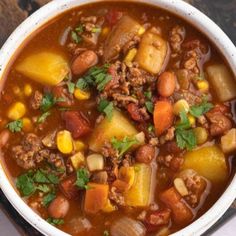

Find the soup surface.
xmin=0 ymin=1 xmax=236 ymax=236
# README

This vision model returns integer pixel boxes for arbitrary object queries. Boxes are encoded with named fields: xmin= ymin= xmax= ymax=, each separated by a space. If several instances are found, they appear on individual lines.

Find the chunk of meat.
xmin=62 ymin=111 xmax=91 ymax=139
xmin=30 ymin=90 xmax=43 ymax=110
xmin=135 ymin=144 xmax=156 ymax=164
xmin=127 ymin=103 xmax=147 ymax=122
xmin=59 ymin=174 xmax=80 ymax=199
xmin=52 ymin=86 xmax=74 ymax=107
xmin=71 ymin=50 xmax=98 ymax=75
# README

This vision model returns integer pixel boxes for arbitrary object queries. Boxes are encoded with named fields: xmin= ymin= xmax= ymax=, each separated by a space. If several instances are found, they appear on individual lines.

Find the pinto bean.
xmin=135 ymin=144 xmax=155 ymax=164
xmin=0 ymin=130 xmax=10 ymax=148
xmin=157 ymin=72 xmax=176 ymax=97
xmin=71 ymin=50 xmax=98 ymax=75
xmin=48 ymin=195 xmax=69 ymax=219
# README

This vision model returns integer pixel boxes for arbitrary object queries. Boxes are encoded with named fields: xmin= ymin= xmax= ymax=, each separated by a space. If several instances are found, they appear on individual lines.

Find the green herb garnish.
xmin=75 ymin=24 xmax=84 ymax=33
xmin=175 ymin=111 xmax=197 ymax=150
xmin=6 ymin=120 xmax=23 ymax=132
xmin=16 ymin=173 xmax=35 ymax=196
xmin=43 ymin=193 xmax=56 ymax=206
xmin=71 ymin=31 xmax=82 ymax=44
xmin=75 ymin=168 xmax=90 ymax=189
xmin=189 ymin=101 xmax=213 ymax=118
xmin=91 ymin=27 xmax=101 ymax=33
xmin=67 ymin=81 xmax=76 ymax=94
xmin=144 ymin=91 xmax=152 ymax=100
xmin=37 ymin=111 xmax=51 ymax=123
xmin=47 ymin=218 xmax=64 ymax=226
xmin=98 ymin=99 xmax=114 ymax=121
xmin=145 ymin=101 xmax=154 ymax=114
xmin=111 ymin=136 xmax=139 ymax=157
xmin=40 ymin=93 xmax=65 ymax=112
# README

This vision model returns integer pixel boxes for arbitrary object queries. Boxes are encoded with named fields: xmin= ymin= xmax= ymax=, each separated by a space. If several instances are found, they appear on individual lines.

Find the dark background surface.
xmin=0 ymin=0 xmax=235 ymax=235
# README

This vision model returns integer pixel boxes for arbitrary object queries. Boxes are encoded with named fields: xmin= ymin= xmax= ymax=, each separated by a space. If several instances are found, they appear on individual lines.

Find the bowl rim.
xmin=0 ymin=0 xmax=235 ymax=236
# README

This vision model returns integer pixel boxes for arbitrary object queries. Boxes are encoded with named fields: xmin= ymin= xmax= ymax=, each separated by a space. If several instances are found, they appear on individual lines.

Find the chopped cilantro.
xmin=6 ymin=120 xmax=23 ymax=132
xmin=175 ymin=111 xmax=197 ymax=150
xmin=47 ymin=173 xmax=59 ymax=184
xmin=34 ymin=170 xmax=50 ymax=183
xmin=75 ymin=168 xmax=89 ymax=189
xmin=43 ymin=193 xmax=56 ymax=206
xmin=40 ymin=93 xmax=55 ymax=112
xmin=71 ymin=31 xmax=82 ymax=44
xmin=47 ymin=217 xmax=64 ymax=226
xmin=67 ymin=82 xmax=76 ymax=94
xmin=36 ymin=184 xmax=50 ymax=193
xmin=98 ymin=99 xmax=113 ymax=121
xmin=76 ymin=65 xmax=111 ymax=92
xmin=111 ymin=136 xmax=139 ymax=156
xmin=144 ymin=91 xmax=152 ymax=100
xmin=189 ymin=101 xmax=213 ymax=118
xmin=148 ymin=124 xmax=154 ymax=133
xmin=75 ymin=24 xmax=84 ymax=33
xmin=37 ymin=111 xmax=51 ymax=123
xmin=145 ymin=101 xmax=154 ymax=114
xmin=16 ymin=173 xmax=35 ymax=196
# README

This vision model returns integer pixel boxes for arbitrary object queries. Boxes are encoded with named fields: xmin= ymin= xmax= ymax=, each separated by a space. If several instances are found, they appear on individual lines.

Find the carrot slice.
xmin=160 ymin=187 xmax=193 ymax=225
xmin=84 ymin=183 xmax=109 ymax=214
xmin=153 ymin=100 xmax=174 ymax=136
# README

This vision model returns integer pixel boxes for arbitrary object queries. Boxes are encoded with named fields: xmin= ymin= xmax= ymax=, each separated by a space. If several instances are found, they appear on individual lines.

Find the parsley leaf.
xmin=98 ymin=99 xmax=113 ymax=121
xmin=40 ymin=93 xmax=55 ymax=112
xmin=47 ymin=218 xmax=64 ymax=226
xmin=75 ymin=168 xmax=89 ymax=189
xmin=34 ymin=170 xmax=50 ymax=183
xmin=145 ymin=101 xmax=154 ymax=114
xmin=111 ymin=136 xmax=139 ymax=156
xmin=71 ymin=31 xmax=82 ymax=44
xmin=6 ymin=120 xmax=23 ymax=132
xmin=37 ymin=111 xmax=51 ymax=123
xmin=36 ymin=184 xmax=50 ymax=193
xmin=175 ymin=111 xmax=197 ymax=150
xmin=16 ymin=173 xmax=36 ymax=196
xmin=67 ymin=82 xmax=76 ymax=94
xmin=144 ymin=91 xmax=152 ymax=100
xmin=43 ymin=193 xmax=56 ymax=206
xmin=189 ymin=101 xmax=213 ymax=118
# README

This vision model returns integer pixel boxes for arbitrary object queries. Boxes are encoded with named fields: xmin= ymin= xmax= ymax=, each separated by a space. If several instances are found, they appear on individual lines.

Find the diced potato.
xmin=173 ymin=99 xmax=189 ymax=115
xmin=119 ymin=166 xmax=135 ymax=189
xmin=182 ymin=145 xmax=228 ymax=183
xmin=221 ymin=128 xmax=236 ymax=154
xmin=103 ymin=15 xmax=141 ymax=61
xmin=16 ymin=52 xmax=69 ymax=86
xmin=56 ymin=130 xmax=73 ymax=154
xmin=86 ymin=154 xmax=104 ymax=171
xmin=89 ymin=109 xmax=138 ymax=152
xmin=73 ymin=139 xmax=86 ymax=152
xmin=7 ymin=102 xmax=26 ymax=120
xmin=70 ymin=152 xmax=85 ymax=169
xmin=84 ymin=183 xmax=109 ymax=214
xmin=135 ymin=28 xmax=167 ymax=74
xmin=124 ymin=163 xmax=152 ymax=207
xmin=206 ymin=64 xmax=236 ymax=102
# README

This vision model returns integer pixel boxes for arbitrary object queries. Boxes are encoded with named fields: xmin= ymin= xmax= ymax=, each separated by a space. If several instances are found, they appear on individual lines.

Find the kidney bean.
xmin=71 ymin=50 xmax=98 ymax=75
xmin=157 ymin=71 xmax=176 ymax=97
xmin=0 ymin=130 xmax=10 ymax=148
xmin=135 ymin=144 xmax=156 ymax=164
xmin=48 ymin=195 xmax=69 ymax=219
xmin=127 ymin=103 xmax=145 ymax=122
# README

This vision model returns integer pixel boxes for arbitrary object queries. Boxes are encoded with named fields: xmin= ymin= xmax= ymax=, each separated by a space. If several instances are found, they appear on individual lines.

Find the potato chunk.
xmin=16 ymin=51 xmax=69 ymax=86
xmin=206 ymin=64 xmax=236 ymax=102
xmin=135 ymin=28 xmax=167 ymax=74
xmin=221 ymin=128 xmax=236 ymax=154
xmin=124 ymin=163 xmax=152 ymax=207
xmin=89 ymin=110 xmax=138 ymax=152
xmin=182 ymin=145 xmax=228 ymax=183
xmin=103 ymin=15 xmax=141 ymax=61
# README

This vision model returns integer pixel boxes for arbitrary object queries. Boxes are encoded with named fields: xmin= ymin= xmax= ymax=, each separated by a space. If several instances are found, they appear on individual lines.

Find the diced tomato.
xmin=106 ymin=9 xmax=123 ymax=26
xmin=160 ymin=187 xmax=193 ymax=225
xmin=62 ymin=111 xmax=91 ymax=139
xmin=59 ymin=175 xmax=80 ymax=199
xmin=52 ymin=86 xmax=74 ymax=107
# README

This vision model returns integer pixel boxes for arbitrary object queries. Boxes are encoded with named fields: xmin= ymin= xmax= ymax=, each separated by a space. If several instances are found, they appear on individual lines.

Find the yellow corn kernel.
xmin=24 ymin=84 xmax=32 ymax=96
xmin=138 ymin=26 xmax=146 ymax=35
xmin=73 ymin=139 xmax=86 ymax=152
xmin=22 ymin=117 xmax=33 ymax=132
xmin=70 ymin=152 xmax=85 ymax=169
xmin=102 ymin=199 xmax=117 ymax=213
xmin=101 ymin=27 xmax=110 ymax=36
xmin=124 ymin=48 xmax=137 ymax=63
xmin=56 ymin=130 xmax=73 ymax=154
xmin=194 ymin=127 xmax=208 ymax=145
xmin=7 ymin=102 xmax=26 ymax=120
xmin=13 ymin=86 xmax=21 ymax=96
xmin=197 ymin=80 xmax=209 ymax=93
xmin=74 ymin=88 xmax=90 ymax=100
xmin=188 ymin=114 xmax=196 ymax=127
xmin=173 ymin=99 xmax=189 ymax=115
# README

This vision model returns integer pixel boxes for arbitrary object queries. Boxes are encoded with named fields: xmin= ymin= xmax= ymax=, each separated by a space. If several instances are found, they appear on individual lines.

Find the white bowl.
xmin=0 ymin=0 xmax=235 ymax=235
